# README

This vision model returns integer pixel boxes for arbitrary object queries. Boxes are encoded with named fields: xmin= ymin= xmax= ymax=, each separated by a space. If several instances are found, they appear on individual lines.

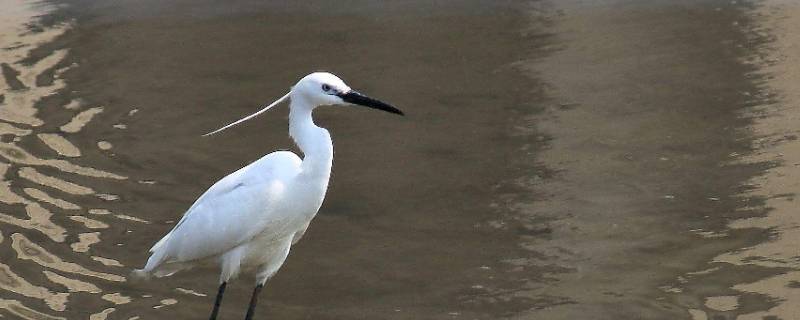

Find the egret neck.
xmin=288 ymin=97 xmax=333 ymax=180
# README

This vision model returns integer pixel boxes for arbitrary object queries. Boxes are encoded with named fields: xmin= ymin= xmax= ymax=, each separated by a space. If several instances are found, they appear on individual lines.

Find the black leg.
xmin=243 ymin=284 xmax=264 ymax=320
xmin=209 ymin=282 xmax=227 ymax=320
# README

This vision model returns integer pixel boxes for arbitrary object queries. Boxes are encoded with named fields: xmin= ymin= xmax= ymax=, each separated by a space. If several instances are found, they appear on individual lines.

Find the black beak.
xmin=337 ymin=90 xmax=404 ymax=116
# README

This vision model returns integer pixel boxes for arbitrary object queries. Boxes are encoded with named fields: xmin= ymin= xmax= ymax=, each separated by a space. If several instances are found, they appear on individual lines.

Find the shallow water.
xmin=0 ymin=0 xmax=799 ymax=319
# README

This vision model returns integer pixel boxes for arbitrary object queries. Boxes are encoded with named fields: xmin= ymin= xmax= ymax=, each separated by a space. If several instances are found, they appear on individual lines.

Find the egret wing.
xmin=146 ymin=151 xmax=301 ymax=268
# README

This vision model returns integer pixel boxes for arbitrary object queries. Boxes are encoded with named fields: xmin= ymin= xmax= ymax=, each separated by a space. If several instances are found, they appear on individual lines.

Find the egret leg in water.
xmin=244 ymin=284 xmax=264 ymax=320
xmin=134 ymin=72 xmax=403 ymax=319
xmin=209 ymin=282 xmax=226 ymax=320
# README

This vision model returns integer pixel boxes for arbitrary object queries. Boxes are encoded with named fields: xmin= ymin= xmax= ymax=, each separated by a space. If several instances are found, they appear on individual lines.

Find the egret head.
xmin=291 ymin=72 xmax=349 ymax=107
xmin=204 ymin=72 xmax=402 ymax=136
xmin=292 ymin=72 xmax=402 ymax=114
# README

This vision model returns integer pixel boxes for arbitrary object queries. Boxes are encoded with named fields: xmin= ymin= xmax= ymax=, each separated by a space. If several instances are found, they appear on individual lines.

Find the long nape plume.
xmin=203 ymin=92 xmax=291 ymax=136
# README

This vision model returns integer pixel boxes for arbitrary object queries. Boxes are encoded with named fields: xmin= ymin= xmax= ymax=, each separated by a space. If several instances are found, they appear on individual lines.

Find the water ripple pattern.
xmin=0 ymin=0 xmax=145 ymax=317
xmin=665 ymin=2 xmax=800 ymax=319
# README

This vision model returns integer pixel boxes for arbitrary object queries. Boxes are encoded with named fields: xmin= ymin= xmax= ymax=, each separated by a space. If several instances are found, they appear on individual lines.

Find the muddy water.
xmin=1 ymin=0 xmax=799 ymax=319
xmin=669 ymin=2 xmax=800 ymax=319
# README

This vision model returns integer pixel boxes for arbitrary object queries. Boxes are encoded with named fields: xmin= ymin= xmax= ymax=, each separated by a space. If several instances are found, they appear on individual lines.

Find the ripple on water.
xmin=0 ymin=144 xmax=126 ymax=180
xmin=0 ymin=41 xmax=70 ymax=128
xmin=18 ymin=167 xmax=94 ymax=195
xmin=62 ymin=99 xmax=82 ymax=110
xmin=0 ymin=0 xmax=133 ymax=317
xmin=36 ymin=134 xmax=80 ymax=158
xmin=705 ymin=295 xmax=739 ymax=312
xmin=113 ymin=213 xmax=150 ymax=224
xmin=88 ymin=308 xmax=115 ymax=320
xmin=669 ymin=3 xmax=800 ymax=319
xmin=60 ymin=107 xmax=104 ymax=134
xmin=0 ymin=203 xmax=66 ymax=242
xmin=0 ymin=264 xmax=67 ymax=311
xmin=97 ymin=141 xmax=112 ymax=150
xmin=88 ymin=208 xmax=110 ymax=215
xmin=90 ymin=256 xmax=123 ymax=267
xmin=175 ymin=288 xmax=206 ymax=297
xmin=42 ymin=270 xmax=101 ymax=294
xmin=95 ymin=194 xmax=119 ymax=201
xmin=0 ymin=164 xmax=28 ymax=204
xmin=101 ymin=292 xmax=131 ymax=305
xmin=688 ymin=309 xmax=708 ymax=320
xmin=11 ymin=233 xmax=125 ymax=282
xmin=90 ymin=208 xmax=149 ymax=223
xmin=152 ymin=298 xmax=177 ymax=309
xmin=69 ymin=216 xmax=109 ymax=229
xmin=0 ymin=123 xmax=31 ymax=136
xmin=22 ymin=188 xmax=80 ymax=210
xmin=0 ymin=298 xmax=64 ymax=320
xmin=70 ymin=232 xmax=100 ymax=253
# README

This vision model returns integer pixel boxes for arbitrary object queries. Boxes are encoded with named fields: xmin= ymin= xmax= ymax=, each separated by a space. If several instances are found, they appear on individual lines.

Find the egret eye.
xmin=321 ymin=84 xmax=331 ymax=92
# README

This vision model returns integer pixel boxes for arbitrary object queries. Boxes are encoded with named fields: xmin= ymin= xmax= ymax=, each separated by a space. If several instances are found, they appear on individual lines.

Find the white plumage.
xmin=135 ymin=72 xmax=402 ymax=320
xmin=143 ymin=151 xmax=306 ymax=280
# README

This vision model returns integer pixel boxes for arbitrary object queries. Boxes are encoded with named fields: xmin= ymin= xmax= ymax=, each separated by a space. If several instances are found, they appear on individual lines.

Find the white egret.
xmin=135 ymin=72 xmax=403 ymax=320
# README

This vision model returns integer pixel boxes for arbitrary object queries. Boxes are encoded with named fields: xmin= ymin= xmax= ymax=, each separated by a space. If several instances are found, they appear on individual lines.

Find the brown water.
xmin=1 ymin=0 xmax=799 ymax=319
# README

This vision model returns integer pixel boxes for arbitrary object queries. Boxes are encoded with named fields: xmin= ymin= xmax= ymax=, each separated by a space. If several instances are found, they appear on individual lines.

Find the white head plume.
xmin=203 ymin=91 xmax=290 ymax=136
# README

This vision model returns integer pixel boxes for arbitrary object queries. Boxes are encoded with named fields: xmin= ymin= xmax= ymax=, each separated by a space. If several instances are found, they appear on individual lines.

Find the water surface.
xmin=0 ymin=0 xmax=799 ymax=319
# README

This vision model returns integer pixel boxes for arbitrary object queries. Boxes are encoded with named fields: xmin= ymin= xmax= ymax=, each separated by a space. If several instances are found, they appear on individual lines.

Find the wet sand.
xmin=1 ymin=0 xmax=799 ymax=319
